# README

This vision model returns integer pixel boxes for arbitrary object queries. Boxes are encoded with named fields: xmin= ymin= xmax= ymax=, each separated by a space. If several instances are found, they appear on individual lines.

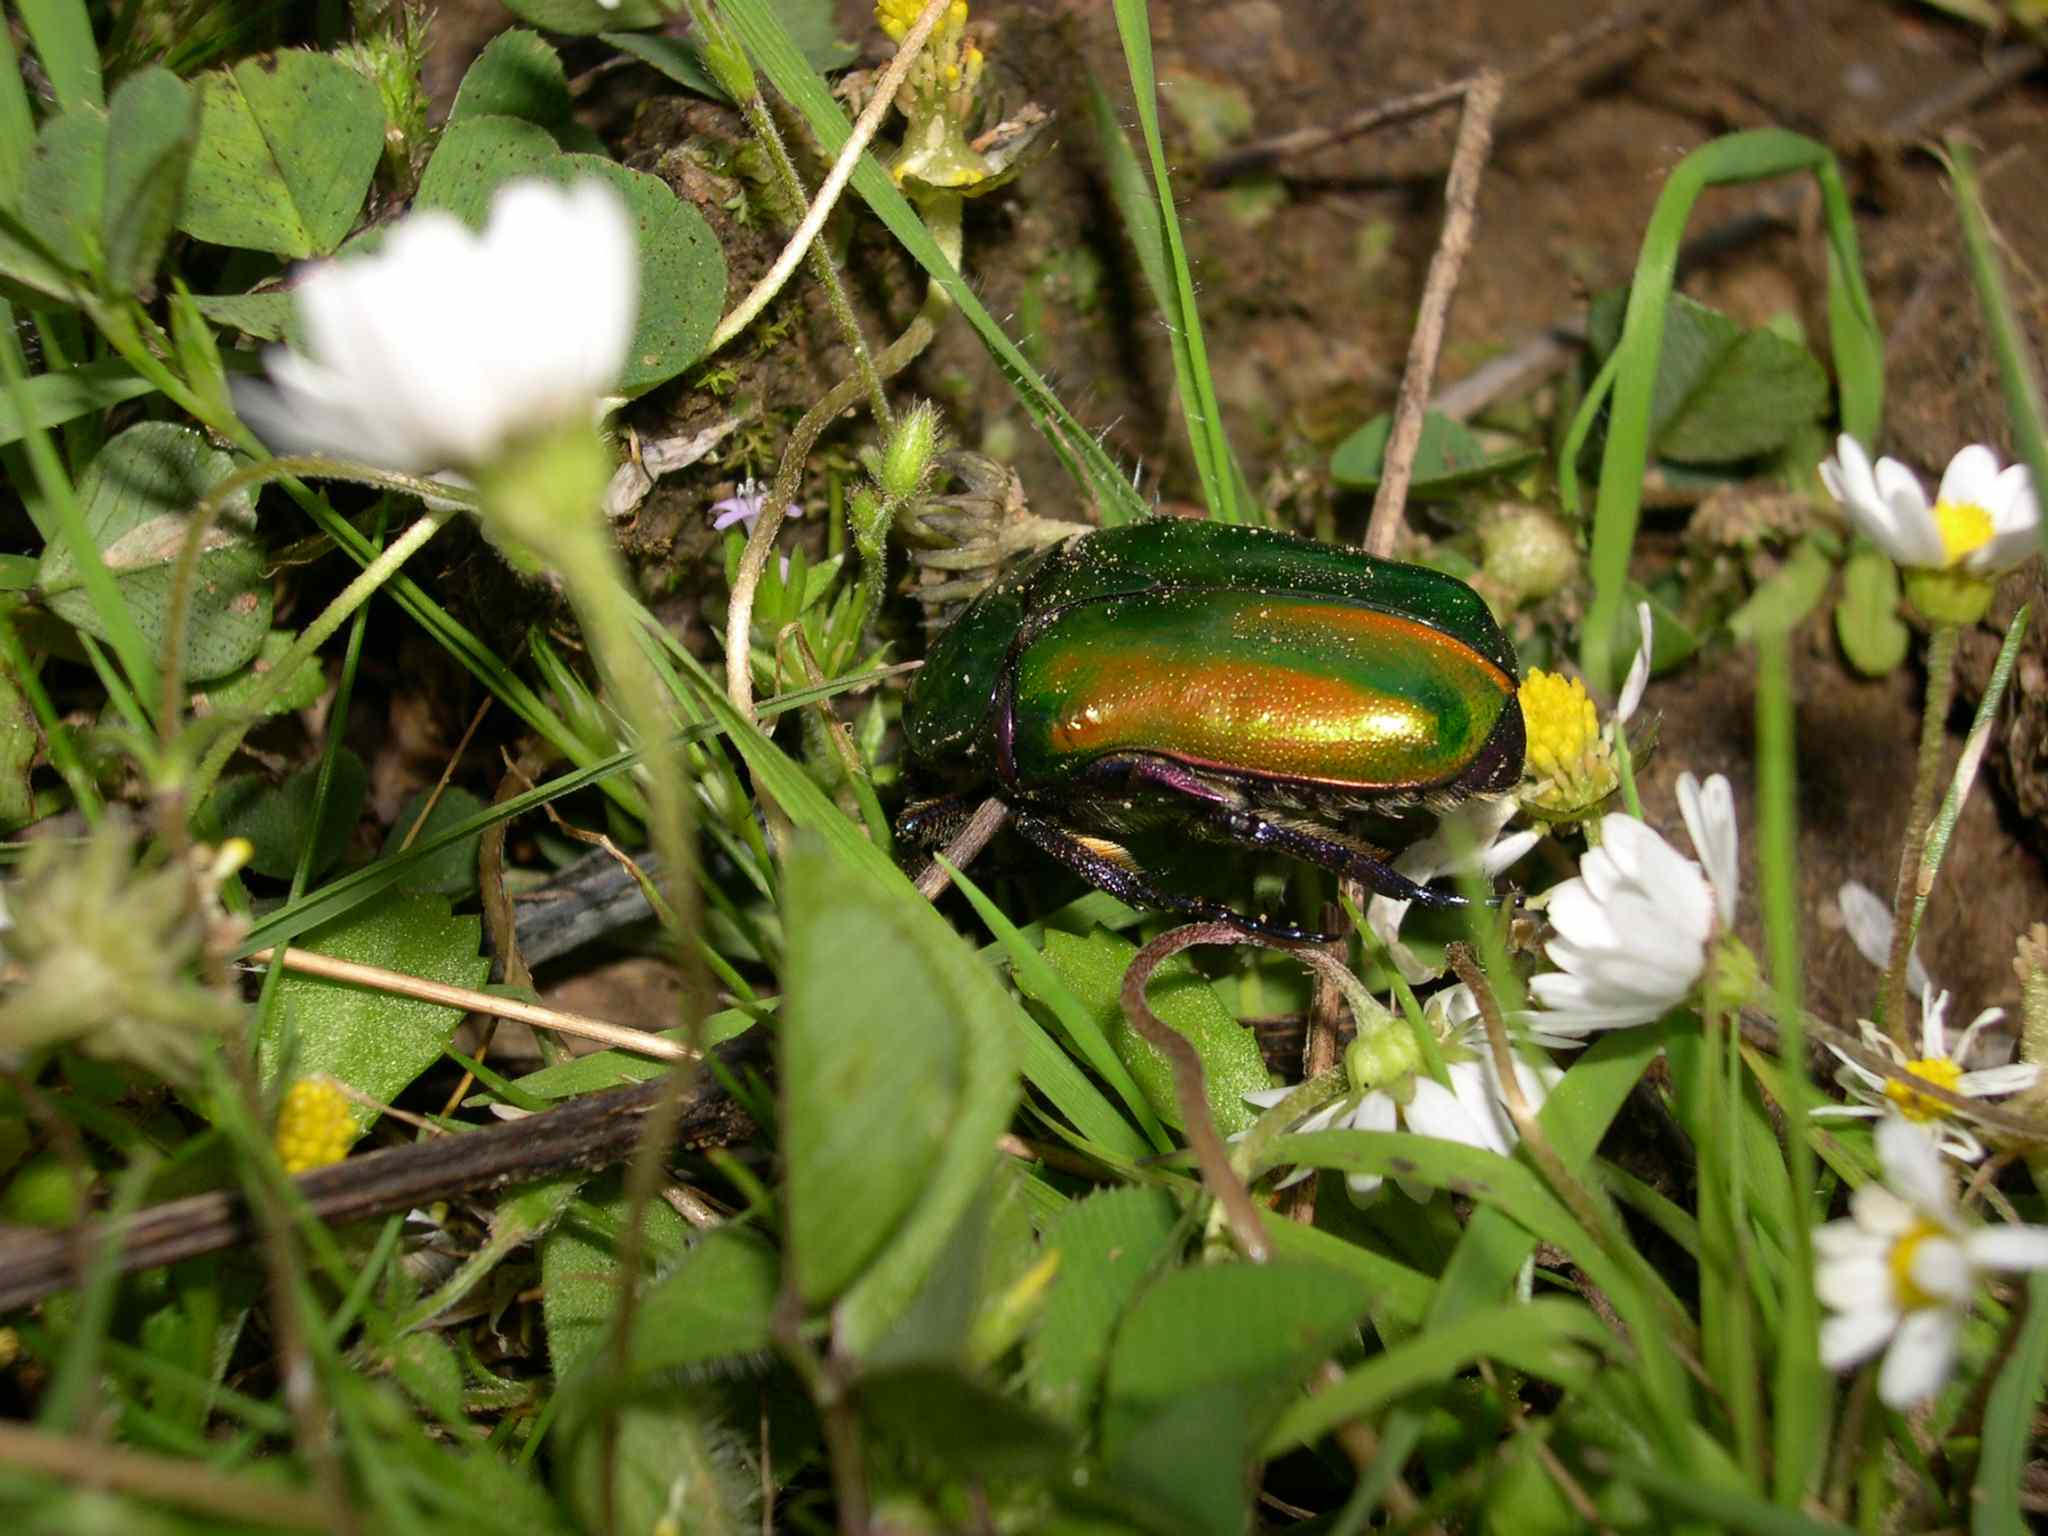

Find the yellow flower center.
xmin=877 ymin=0 xmax=968 ymax=43
xmin=274 ymin=1078 xmax=356 ymax=1175
xmin=1519 ymin=669 xmax=1598 ymax=778
xmin=1882 ymin=1055 xmax=1963 ymax=1122
xmin=1887 ymin=1221 xmax=1947 ymax=1312
xmin=1933 ymin=499 xmax=1994 ymax=567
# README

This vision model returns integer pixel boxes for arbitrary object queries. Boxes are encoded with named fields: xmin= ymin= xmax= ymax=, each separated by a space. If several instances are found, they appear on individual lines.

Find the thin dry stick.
xmin=916 ymin=798 xmax=1012 ymax=901
xmin=1881 ymin=623 xmax=1959 ymax=1039
xmin=1120 ymin=924 xmax=1273 ymax=1262
xmin=0 ymin=1422 xmax=334 ymax=1531
xmin=1364 ymin=69 xmax=1504 ymax=559
xmin=1287 ymin=903 xmax=1347 ymax=1225
xmin=704 ymin=0 xmax=950 ymax=357
xmin=245 ymin=946 xmax=696 ymax=1063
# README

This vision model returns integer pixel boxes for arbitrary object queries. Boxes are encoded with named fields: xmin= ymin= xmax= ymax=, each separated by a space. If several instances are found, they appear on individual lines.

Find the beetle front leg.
xmin=1196 ymin=802 xmax=1469 ymax=912
xmin=1007 ymin=811 xmax=1335 ymax=943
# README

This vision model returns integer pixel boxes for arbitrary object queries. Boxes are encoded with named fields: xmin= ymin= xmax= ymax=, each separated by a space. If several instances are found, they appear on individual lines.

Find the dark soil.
xmin=417 ymin=0 xmax=2048 ymax=1034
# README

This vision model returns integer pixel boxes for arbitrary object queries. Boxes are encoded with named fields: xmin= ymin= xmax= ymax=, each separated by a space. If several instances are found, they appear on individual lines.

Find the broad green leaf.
xmin=1834 ymin=543 xmax=1908 ymax=676
xmin=258 ymin=889 xmax=489 ymax=1120
xmin=1038 ymin=926 xmax=1267 ymax=1136
xmin=0 ymin=28 xmax=30 ymax=210
xmin=548 ymin=153 xmax=725 ymax=393
xmin=861 ymin=1364 xmax=1078 ymax=1480
xmin=627 ymin=1228 xmax=779 ymax=1376
xmin=188 ymin=630 xmax=325 ymax=719
xmin=1101 ymin=1260 xmax=1372 ymax=1535
xmin=1262 ymin=1217 xmax=1435 ymax=1332
xmin=19 ymin=107 xmax=105 ymax=274
xmin=1331 ymin=410 xmax=1539 ymax=496
xmin=1588 ymin=289 xmax=1828 ymax=465
xmin=501 ymin=0 xmax=669 ymax=34
xmin=102 ymin=67 xmax=197 ymax=295
xmin=390 ymin=1333 xmax=465 ymax=1425
xmin=561 ymin=1389 xmax=758 ymax=1536
xmin=0 ymin=203 xmax=82 ymax=307
xmin=206 ymin=748 xmax=368 ymax=882
xmin=414 ymin=113 xmax=559 ymax=227
xmin=496 ymin=1006 xmax=758 ymax=1100
xmin=1268 ymin=1297 xmax=1611 ymax=1452
xmin=780 ymin=832 xmax=972 ymax=1307
xmin=1026 ymin=1187 xmax=1179 ymax=1425
xmin=605 ymin=31 xmax=723 ymax=101
xmin=189 ymin=290 xmax=293 ymax=341
xmin=379 ymin=786 xmax=487 ymax=897
xmin=449 ymin=29 xmax=576 ymax=142
xmin=16 ymin=0 xmax=102 ymax=114
xmin=540 ymin=1171 xmax=689 ymax=1375
xmin=35 ymin=422 xmax=270 ymax=681
xmin=0 ymin=358 xmax=157 ymax=450
xmin=180 ymin=50 xmax=384 ymax=258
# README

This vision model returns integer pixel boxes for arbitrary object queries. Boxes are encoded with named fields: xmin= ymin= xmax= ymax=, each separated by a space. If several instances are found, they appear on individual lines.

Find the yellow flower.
xmin=1518 ymin=669 xmax=1617 ymax=817
xmin=274 ymin=1078 xmax=356 ymax=1175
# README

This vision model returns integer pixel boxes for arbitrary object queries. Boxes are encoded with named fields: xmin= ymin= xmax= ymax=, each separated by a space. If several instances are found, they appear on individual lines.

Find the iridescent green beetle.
xmin=900 ymin=519 xmax=1526 ymax=939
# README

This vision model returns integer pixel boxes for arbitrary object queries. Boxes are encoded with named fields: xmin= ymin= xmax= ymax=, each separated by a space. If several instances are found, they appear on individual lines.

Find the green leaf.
xmin=541 ymin=1171 xmax=690 ymax=1375
xmin=0 ymin=26 xmax=38 ymax=210
xmin=1038 ymin=926 xmax=1267 ymax=1136
xmin=627 ymin=1228 xmax=779 ymax=1376
xmin=1728 ymin=537 xmax=1832 ymax=642
xmin=379 ymin=786 xmax=487 ymax=897
xmin=188 ymin=630 xmax=325 ymax=719
xmin=19 ymin=107 xmax=106 ymax=275
xmin=1267 ymin=1297 xmax=1611 ymax=1452
xmin=180 ymin=50 xmax=385 ymax=258
xmin=34 ymin=422 xmax=271 ymax=682
xmin=605 ymin=32 xmax=723 ymax=101
xmin=546 ymin=153 xmax=725 ymax=393
xmin=496 ymin=1006 xmax=758 ymax=1100
xmin=561 ymin=1387 xmax=758 ymax=1536
xmin=501 ymin=0 xmax=670 ymax=35
xmin=0 ymin=203 xmax=83 ymax=307
xmin=16 ymin=0 xmax=101 ymax=114
xmin=1101 ymin=1260 xmax=1372 ymax=1535
xmin=862 ymin=1364 xmax=1078 ymax=1480
xmin=1975 ymin=1271 xmax=2048 ymax=1536
xmin=1331 ymin=410 xmax=1539 ymax=496
xmin=206 ymin=747 xmax=368 ymax=881
xmin=415 ymin=113 xmax=559 ymax=227
xmin=0 ymin=358 xmax=159 ymax=450
xmin=1026 ymin=1187 xmax=1180 ymax=1426
xmin=188 ymin=290 xmax=293 ymax=341
xmin=1834 ymin=544 xmax=1908 ymax=676
xmin=449 ymin=29 xmax=576 ymax=142
xmin=779 ymin=832 xmax=973 ymax=1307
xmin=101 ymin=67 xmax=197 ymax=295
xmin=258 ymin=889 xmax=489 ymax=1119
xmin=0 ymin=649 xmax=39 ymax=829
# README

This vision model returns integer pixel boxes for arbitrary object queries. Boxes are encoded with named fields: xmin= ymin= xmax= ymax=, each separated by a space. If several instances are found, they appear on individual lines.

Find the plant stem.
xmin=1881 ymin=621 xmax=1958 ymax=1037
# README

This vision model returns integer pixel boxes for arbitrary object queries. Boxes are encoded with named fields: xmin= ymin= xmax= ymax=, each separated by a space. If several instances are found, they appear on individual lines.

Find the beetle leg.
xmin=1195 ymin=803 xmax=1470 ymax=912
xmin=1008 ymin=811 xmax=1337 ymax=943
xmin=896 ymin=791 xmax=989 ymax=848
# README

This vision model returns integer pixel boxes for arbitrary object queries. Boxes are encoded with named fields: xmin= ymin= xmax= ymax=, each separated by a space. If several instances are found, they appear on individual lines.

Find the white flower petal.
xmin=1935 ymin=443 xmax=2003 ymax=512
xmin=1962 ymin=1225 xmax=2048 ymax=1273
xmin=1347 ymin=1093 xmax=1398 ymax=1134
xmin=1905 ymin=1236 xmax=1974 ymax=1304
xmin=1815 ymin=1253 xmax=1890 ymax=1312
xmin=1877 ymin=1306 xmax=1961 ymax=1409
xmin=1876 ymin=1115 xmax=1955 ymax=1219
xmin=1848 ymin=1183 xmax=1917 ymax=1238
xmin=1676 ymin=772 xmax=1739 ymax=926
xmin=1873 ymin=457 xmax=1945 ymax=565
xmin=1616 ymin=601 xmax=1654 ymax=723
xmin=1956 ymin=1063 xmax=2038 ymax=1097
xmin=1836 ymin=878 xmax=1929 ymax=996
xmin=1819 ymin=1306 xmax=1897 ymax=1372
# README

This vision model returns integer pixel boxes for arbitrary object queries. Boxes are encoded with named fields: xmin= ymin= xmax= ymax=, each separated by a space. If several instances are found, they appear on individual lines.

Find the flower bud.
xmin=1479 ymin=506 xmax=1578 ymax=604
xmin=880 ymin=402 xmax=943 ymax=503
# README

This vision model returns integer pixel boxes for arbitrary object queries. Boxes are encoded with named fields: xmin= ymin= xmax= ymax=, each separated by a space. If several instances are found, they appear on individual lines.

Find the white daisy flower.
xmin=1819 ymin=435 xmax=2039 ymax=577
xmin=1245 ymin=985 xmax=1565 ymax=1203
xmin=1525 ymin=772 xmax=1739 ymax=1036
xmin=235 ymin=179 xmax=639 ymax=475
xmin=1366 ymin=798 xmax=1539 ymax=984
xmin=1815 ymin=1114 xmax=2048 ymax=1409
xmin=1812 ymin=985 xmax=2036 ymax=1163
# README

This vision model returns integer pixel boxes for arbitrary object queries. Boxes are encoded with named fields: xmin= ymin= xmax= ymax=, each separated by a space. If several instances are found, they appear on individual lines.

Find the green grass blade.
xmin=16 ymin=0 xmax=103 ymax=113
xmin=1973 ymin=1272 xmax=2048 ymax=1536
xmin=1598 ymin=1447 xmax=1855 ymax=1536
xmin=0 ymin=26 xmax=36 ymax=206
xmin=1102 ymin=2 xmax=1247 ymax=522
xmin=1573 ymin=130 xmax=1881 ymax=689
xmin=715 ymin=0 xmax=1148 ymax=526
xmin=1946 ymin=139 xmax=2048 ymax=559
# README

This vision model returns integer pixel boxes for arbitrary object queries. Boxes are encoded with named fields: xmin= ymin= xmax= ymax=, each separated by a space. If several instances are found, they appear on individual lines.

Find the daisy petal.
xmin=1877 ymin=1306 xmax=1960 ymax=1409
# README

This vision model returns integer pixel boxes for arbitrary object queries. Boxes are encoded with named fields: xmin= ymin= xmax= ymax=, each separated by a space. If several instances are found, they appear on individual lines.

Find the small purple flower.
xmin=710 ymin=478 xmax=769 ymax=531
